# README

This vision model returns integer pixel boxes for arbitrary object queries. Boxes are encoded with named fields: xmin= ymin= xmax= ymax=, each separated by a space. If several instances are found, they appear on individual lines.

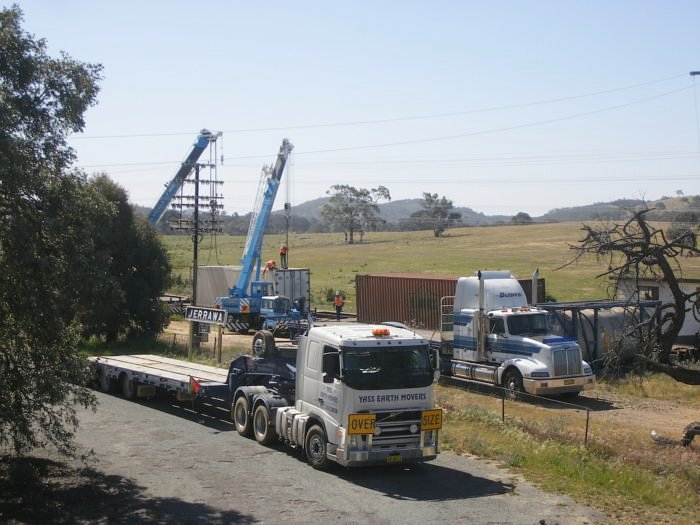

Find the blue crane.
xmin=147 ymin=129 xmax=221 ymax=226
xmin=217 ymin=138 xmax=294 ymax=332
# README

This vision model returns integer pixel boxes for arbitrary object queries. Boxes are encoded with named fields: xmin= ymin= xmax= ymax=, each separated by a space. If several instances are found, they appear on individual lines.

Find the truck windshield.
xmin=507 ymin=313 xmax=549 ymax=336
xmin=273 ymin=297 xmax=291 ymax=313
xmin=340 ymin=345 xmax=433 ymax=390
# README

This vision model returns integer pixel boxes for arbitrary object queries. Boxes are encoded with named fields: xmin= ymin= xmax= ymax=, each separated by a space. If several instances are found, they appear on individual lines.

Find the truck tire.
xmin=503 ymin=369 xmax=524 ymax=400
xmin=304 ymin=424 xmax=331 ymax=470
xmin=232 ymin=395 xmax=252 ymax=437
xmin=252 ymin=330 xmax=277 ymax=357
xmin=253 ymin=404 xmax=277 ymax=446
xmin=120 ymin=374 xmax=137 ymax=400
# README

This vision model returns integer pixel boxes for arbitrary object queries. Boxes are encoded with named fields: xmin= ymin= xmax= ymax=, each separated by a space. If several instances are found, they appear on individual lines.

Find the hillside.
xmin=284 ymin=197 xmax=509 ymax=225
xmin=137 ymin=194 xmax=700 ymax=233
xmin=283 ymin=195 xmax=699 ymax=225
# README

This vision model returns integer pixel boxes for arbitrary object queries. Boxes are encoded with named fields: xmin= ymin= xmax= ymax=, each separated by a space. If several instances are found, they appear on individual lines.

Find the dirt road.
xmin=3 ymin=392 xmax=606 ymax=525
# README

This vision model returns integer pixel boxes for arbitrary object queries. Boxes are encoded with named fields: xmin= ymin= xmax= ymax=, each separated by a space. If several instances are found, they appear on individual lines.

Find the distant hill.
xmin=279 ymin=197 xmax=510 ymax=225
xmin=257 ymin=194 xmax=700 ymax=225
xmin=540 ymin=195 xmax=700 ymax=223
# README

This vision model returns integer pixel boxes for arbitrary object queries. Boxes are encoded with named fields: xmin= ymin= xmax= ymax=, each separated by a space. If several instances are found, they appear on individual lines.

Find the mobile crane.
xmin=147 ymin=129 xmax=222 ymax=226
xmin=216 ymin=139 xmax=298 ymax=333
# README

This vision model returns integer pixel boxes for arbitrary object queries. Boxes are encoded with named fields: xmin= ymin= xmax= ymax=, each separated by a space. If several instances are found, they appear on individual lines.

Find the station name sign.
xmin=185 ymin=306 xmax=226 ymax=325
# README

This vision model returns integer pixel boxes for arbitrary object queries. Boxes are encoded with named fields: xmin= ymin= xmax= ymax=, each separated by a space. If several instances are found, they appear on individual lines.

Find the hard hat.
xmin=335 ymin=291 xmax=340 ymax=295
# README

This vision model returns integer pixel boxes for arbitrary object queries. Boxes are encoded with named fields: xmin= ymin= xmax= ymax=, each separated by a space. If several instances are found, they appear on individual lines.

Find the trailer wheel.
xmin=232 ymin=395 xmax=252 ymax=437
xmin=503 ymin=369 xmax=524 ymax=400
xmin=253 ymin=404 xmax=277 ymax=445
xmin=305 ymin=424 xmax=330 ymax=470
xmin=252 ymin=330 xmax=277 ymax=357
xmin=120 ymin=374 xmax=137 ymax=400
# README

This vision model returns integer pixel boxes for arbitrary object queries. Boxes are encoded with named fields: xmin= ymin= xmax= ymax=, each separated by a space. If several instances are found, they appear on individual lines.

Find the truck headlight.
xmin=530 ymin=371 xmax=550 ymax=378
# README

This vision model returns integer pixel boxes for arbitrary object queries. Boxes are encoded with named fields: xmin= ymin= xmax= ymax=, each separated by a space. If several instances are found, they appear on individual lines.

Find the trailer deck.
xmin=88 ymin=354 xmax=230 ymax=398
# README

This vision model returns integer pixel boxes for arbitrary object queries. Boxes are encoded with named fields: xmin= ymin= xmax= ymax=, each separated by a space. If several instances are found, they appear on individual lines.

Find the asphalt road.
xmin=48 ymin=391 xmax=606 ymax=525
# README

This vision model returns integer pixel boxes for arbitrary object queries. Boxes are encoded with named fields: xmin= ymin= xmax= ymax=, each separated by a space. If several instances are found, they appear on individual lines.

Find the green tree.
xmin=511 ymin=211 xmax=533 ymax=224
xmin=321 ymin=185 xmax=390 ymax=244
xmin=79 ymin=175 xmax=171 ymax=341
xmin=0 ymin=6 xmax=103 ymax=455
xmin=410 ymin=192 xmax=462 ymax=237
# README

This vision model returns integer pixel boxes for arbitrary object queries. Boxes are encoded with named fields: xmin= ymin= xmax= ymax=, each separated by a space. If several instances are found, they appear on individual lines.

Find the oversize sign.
xmin=348 ymin=413 xmax=376 ymax=435
xmin=185 ymin=306 xmax=226 ymax=325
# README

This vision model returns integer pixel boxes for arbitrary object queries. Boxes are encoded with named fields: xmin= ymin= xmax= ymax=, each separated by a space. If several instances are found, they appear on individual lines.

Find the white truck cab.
xmin=443 ymin=271 xmax=595 ymax=397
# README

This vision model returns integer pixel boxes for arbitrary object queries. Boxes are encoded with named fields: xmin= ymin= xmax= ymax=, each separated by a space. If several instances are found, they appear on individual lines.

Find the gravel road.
xmin=20 ymin=391 xmax=606 ymax=525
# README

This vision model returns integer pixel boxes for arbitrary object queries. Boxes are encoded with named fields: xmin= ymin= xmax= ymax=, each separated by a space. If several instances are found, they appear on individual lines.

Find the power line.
xmin=69 ymin=74 xmax=687 ymax=140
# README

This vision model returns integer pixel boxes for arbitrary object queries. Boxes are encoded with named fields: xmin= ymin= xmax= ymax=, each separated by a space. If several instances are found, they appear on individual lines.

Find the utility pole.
xmin=691 ymin=71 xmax=700 ymax=153
xmin=171 ymin=160 xmax=224 ymax=359
xmin=189 ymin=163 xmax=201 ymax=358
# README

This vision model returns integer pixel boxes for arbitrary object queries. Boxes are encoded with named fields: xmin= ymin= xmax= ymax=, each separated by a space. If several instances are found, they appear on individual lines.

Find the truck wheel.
xmin=252 ymin=330 xmax=277 ymax=357
xmin=253 ymin=404 xmax=277 ymax=446
xmin=503 ymin=369 xmax=524 ymax=400
xmin=232 ymin=395 xmax=252 ymax=437
xmin=120 ymin=374 xmax=137 ymax=400
xmin=305 ymin=424 xmax=330 ymax=470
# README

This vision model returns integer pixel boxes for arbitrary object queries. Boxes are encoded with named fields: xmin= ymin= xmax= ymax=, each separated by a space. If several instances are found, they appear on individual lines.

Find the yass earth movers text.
xmin=439 ymin=270 xmax=595 ymax=398
xmin=89 ymin=323 xmax=442 ymax=469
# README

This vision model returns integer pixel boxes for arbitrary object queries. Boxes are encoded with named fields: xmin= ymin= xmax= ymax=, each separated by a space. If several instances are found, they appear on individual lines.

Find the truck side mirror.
xmin=430 ymin=347 xmax=440 ymax=381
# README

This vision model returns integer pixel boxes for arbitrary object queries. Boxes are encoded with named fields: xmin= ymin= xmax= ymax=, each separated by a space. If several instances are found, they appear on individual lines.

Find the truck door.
xmin=301 ymin=340 xmax=322 ymax=412
xmin=487 ymin=317 xmax=510 ymax=358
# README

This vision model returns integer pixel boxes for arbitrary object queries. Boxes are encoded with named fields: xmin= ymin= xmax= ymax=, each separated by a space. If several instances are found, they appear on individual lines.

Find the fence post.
xmin=501 ymin=390 xmax=505 ymax=422
xmin=584 ymin=409 xmax=590 ymax=446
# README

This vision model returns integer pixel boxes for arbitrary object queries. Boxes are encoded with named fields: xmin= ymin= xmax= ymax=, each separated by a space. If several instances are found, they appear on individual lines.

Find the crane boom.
xmin=147 ymin=129 xmax=221 ymax=226
xmin=232 ymin=138 xmax=294 ymax=298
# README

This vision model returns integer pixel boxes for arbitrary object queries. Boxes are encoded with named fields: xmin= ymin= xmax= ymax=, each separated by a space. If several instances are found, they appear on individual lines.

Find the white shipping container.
xmin=196 ymin=266 xmax=311 ymax=309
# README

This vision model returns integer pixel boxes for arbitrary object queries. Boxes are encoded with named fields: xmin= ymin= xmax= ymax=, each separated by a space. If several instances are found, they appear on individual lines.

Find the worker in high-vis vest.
xmin=262 ymin=259 xmax=276 ymax=276
xmin=334 ymin=290 xmax=345 ymax=321
xmin=279 ymin=243 xmax=288 ymax=269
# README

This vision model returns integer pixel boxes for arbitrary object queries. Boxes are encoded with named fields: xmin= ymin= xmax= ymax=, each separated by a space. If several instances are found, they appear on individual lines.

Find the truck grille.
xmin=370 ymin=410 xmax=421 ymax=449
xmin=552 ymin=347 xmax=582 ymax=377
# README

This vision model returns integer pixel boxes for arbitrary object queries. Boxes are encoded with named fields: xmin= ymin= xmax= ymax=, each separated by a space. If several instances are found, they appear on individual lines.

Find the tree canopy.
xmin=0 ymin=6 xmax=169 ymax=455
xmin=321 ymin=185 xmax=390 ymax=243
xmin=408 ymin=192 xmax=462 ymax=237
xmin=511 ymin=212 xmax=533 ymax=224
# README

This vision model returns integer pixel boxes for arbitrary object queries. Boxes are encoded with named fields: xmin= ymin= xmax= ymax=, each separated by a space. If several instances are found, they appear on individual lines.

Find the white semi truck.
xmin=439 ymin=270 xmax=595 ymax=398
xmin=89 ymin=323 xmax=442 ymax=469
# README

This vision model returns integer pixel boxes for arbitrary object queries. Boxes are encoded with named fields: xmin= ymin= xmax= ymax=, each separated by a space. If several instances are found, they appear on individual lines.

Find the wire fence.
xmin=439 ymin=376 xmax=592 ymax=446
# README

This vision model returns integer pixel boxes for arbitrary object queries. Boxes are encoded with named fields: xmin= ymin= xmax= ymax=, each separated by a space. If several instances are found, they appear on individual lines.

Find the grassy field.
xmin=162 ymin=221 xmax=700 ymax=311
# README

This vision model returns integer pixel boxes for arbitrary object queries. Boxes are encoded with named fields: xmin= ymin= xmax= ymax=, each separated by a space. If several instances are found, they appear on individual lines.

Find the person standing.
xmin=334 ymin=290 xmax=345 ymax=321
xmin=279 ymin=243 xmax=288 ymax=269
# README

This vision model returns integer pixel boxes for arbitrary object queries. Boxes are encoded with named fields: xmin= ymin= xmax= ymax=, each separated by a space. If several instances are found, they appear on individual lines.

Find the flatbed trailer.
xmin=88 ymin=354 xmax=230 ymax=402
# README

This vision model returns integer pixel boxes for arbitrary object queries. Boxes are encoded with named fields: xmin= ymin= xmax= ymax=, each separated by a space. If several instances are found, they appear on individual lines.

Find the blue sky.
xmin=10 ymin=1 xmax=700 ymax=217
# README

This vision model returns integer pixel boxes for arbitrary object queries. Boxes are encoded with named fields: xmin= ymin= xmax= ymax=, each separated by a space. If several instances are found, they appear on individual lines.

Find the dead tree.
xmin=563 ymin=206 xmax=700 ymax=383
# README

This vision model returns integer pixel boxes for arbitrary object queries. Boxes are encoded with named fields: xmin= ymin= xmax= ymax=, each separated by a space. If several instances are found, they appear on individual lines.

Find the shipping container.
xmin=197 ymin=265 xmax=311 ymax=309
xmin=356 ymin=273 xmax=545 ymax=331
